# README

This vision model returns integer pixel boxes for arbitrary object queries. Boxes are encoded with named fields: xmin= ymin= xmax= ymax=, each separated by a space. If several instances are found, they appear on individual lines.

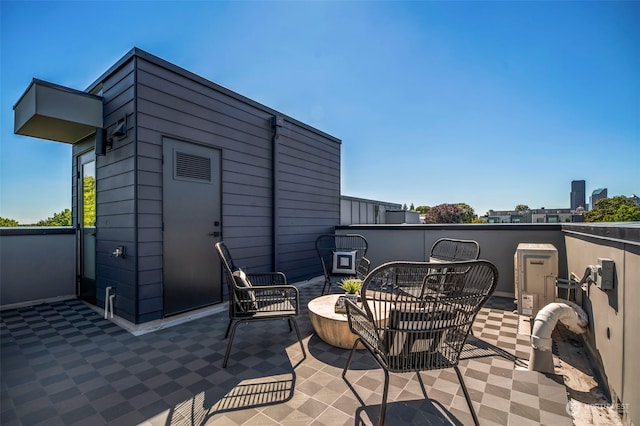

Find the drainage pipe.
xmin=529 ymin=299 xmax=588 ymax=373
xmin=270 ymin=116 xmax=283 ymax=272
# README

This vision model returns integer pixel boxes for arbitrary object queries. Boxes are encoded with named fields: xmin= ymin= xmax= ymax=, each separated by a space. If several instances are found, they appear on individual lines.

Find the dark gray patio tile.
xmin=1 ymin=293 xmax=575 ymax=426
xmin=510 ymin=400 xmax=541 ymax=422
xmin=104 ymin=368 xmax=131 ymax=383
xmin=85 ymin=383 xmax=117 ymax=401
xmin=9 ymin=387 xmax=46 ymax=406
xmin=100 ymin=400 xmax=136 ymax=423
xmin=39 ymin=372 xmax=70 ymax=387
xmin=49 ymin=386 xmax=81 ymax=404
xmin=0 ymin=408 xmax=18 ymax=426
xmin=19 ymin=405 xmax=57 ymax=426
xmin=154 ymin=380 xmax=182 ymax=397
xmin=59 ymin=403 xmax=98 ymax=425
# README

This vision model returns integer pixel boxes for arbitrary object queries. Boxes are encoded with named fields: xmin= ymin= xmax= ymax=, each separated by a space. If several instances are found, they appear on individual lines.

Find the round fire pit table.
xmin=308 ymin=294 xmax=365 ymax=349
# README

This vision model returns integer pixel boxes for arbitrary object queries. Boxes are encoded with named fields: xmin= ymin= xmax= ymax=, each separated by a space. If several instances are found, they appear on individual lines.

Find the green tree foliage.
xmin=409 ymin=203 xmax=415 ymax=211
xmin=402 ymin=203 xmax=408 ymax=211
xmin=455 ymin=203 xmax=476 ymax=223
xmin=584 ymin=196 xmax=640 ymax=222
xmin=515 ymin=204 xmax=530 ymax=211
xmin=0 ymin=217 xmax=20 ymax=227
xmin=423 ymin=203 xmax=467 ymax=224
xmin=83 ymin=176 xmax=96 ymax=226
xmin=36 ymin=209 xmax=72 ymax=226
xmin=415 ymin=205 xmax=431 ymax=214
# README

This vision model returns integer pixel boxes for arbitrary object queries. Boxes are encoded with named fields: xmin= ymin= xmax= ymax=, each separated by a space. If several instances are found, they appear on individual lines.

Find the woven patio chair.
xmin=429 ymin=238 xmax=480 ymax=262
xmin=315 ymin=233 xmax=370 ymax=295
xmin=215 ymin=241 xmax=306 ymax=368
xmin=343 ymin=260 xmax=498 ymax=425
xmin=426 ymin=238 xmax=481 ymax=294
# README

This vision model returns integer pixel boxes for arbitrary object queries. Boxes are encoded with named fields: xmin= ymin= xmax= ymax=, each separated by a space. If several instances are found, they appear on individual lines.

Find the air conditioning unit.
xmin=514 ymin=243 xmax=558 ymax=317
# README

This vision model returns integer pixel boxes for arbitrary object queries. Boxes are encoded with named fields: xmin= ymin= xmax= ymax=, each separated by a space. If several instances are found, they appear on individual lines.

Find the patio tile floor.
xmin=1 ymin=280 xmax=573 ymax=425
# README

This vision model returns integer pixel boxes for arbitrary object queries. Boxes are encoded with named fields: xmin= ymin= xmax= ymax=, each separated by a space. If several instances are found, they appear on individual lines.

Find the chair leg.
xmin=342 ymin=338 xmax=360 ymax=378
xmin=454 ymin=365 xmax=479 ymax=426
xmin=223 ymin=321 xmax=242 ymax=368
xmin=289 ymin=317 xmax=306 ymax=358
xmin=379 ymin=369 xmax=390 ymax=426
xmin=415 ymin=371 xmax=428 ymax=399
xmin=224 ymin=319 xmax=233 ymax=339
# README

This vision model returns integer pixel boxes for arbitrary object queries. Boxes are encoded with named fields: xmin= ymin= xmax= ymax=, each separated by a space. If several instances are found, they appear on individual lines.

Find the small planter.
xmin=340 ymin=278 xmax=362 ymax=297
xmin=344 ymin=293 xmax=359 ymax=304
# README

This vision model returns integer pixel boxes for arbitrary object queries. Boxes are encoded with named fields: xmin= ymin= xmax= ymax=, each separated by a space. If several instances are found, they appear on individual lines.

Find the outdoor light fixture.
xmin=111 ymin=119 xmax=127 ymax=138
xmin=95 ymin=117 xmax=126 ymax=156
xmin=95 ymin=127 xmax=109 ymax=156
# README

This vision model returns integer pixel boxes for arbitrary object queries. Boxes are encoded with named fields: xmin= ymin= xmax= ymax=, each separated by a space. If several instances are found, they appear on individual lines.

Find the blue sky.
xmin=1 ymin=1 xmax=638 ymax=223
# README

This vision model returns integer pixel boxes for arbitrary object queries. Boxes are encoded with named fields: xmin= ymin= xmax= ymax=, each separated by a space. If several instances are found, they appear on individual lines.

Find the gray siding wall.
xmin=93 ymin=59 xmax=137 ymax=323
xmin=277 ymin=123 xmax=341 ymax=280
xmin=134 ymin=55 xmax=340 ymax=319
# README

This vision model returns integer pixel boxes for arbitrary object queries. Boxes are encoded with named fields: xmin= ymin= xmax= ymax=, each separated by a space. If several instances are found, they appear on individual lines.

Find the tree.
xmin=409 ymin=203 xmax=415 ymax=211
xmin=415 ymin=205 xmax=431 ymax=214
xmin=423 ymin=203 xmax=467 ymax=224
xmin=584 ymin=196 xmax=640 ymax=222
xmin=402 ymin=203 xmax=408 ymax=211
xmin=515 ymin=204 xmax=530 ymax=212
xmin=455 ymin=203 xmax=476 ymax=223
xmin=36 ymin=209 xmax=72 ymax=226
xmin=83 ymin=176 xmax=96 ymax=226
xmin=0 ymin=217 xmax=20 ymax=227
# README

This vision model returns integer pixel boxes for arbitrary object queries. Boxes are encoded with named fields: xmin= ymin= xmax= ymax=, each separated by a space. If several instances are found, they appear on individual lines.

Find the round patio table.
xmin=308 ymin=294 xmax=365 ymax=349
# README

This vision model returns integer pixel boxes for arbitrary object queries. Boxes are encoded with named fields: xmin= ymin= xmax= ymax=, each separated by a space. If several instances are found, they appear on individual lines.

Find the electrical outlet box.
xmin=594 ymin=258 xmax=614 ymax=290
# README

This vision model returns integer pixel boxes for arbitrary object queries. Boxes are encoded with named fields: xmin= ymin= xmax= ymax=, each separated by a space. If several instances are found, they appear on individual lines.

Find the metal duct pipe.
xmin=529 ymin=299 xmax=588 ymax=373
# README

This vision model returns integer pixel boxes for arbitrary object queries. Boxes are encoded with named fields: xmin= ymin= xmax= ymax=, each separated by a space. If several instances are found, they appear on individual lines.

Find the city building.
xmin=485 ymin=208 xmax=583 ymax=223
xmin=571 ymin=179 xmax=586 ymax=210
xmin=590 ymin=188 xmax=608 ymax=210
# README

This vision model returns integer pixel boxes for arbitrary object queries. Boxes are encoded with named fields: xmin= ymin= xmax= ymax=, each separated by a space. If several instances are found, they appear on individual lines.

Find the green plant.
xmin=339 ymin=278 xmax=362 ymax=294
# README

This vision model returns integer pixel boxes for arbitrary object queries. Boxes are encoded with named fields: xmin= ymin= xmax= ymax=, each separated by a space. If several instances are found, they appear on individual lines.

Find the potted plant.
xmin=339 ymin=278 xmax=362 ymax=303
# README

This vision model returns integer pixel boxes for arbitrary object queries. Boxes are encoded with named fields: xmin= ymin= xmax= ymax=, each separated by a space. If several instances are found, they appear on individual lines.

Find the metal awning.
xmin=14 ymin=79 xmax=103 ymax=144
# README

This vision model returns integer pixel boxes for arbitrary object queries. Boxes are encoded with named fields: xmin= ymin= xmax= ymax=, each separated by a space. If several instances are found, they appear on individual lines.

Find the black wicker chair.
xmin=343 ymin=260 xmax=498 ymax=425
xmin=215 ymin=241 xmax=306 ymax=368
xmin=315 ymin=234 xmax=370 ymax=295
xmin=429 ymin=238 xmax=480 ymax=262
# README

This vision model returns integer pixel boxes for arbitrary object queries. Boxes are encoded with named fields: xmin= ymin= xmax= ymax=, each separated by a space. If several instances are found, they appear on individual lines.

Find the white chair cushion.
xmin=232 ymin=269 xmax=257 ymax=312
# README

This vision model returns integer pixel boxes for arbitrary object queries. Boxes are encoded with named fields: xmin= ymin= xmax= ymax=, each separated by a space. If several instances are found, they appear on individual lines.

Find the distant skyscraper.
xmin=571 ymin=180 xmax=586 ymax=210
xmin=590 ymin=188 xmax=607 ymax=210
